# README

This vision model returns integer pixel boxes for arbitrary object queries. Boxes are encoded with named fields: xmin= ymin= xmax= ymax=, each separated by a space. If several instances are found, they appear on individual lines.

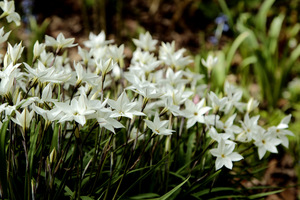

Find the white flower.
xmin=6 ymin=42 xmax=24 ymax=64
xmin=54 ymin=92 xmax=96 ymax=126
xmin=223 ymin=81 xmax=245 ymax=113
xmin=45 ymin=33 xmax=77 ymax=52
xmin=201 ymin=55 xmax=218 ymax=73
xmin=159 ymin=47 xmax=193 ymax=70
xmin=246 ymin=98 xmax=259 ymax=113
xmin=0 ymin=27 xmax=10 ymax=44
xmin=107 ymin=44 xmax=125 ymax=64
xmin=162 ymin=86 xmax=193 ymax=106
xmin=24 ymin=61 xmax=71 ymax=84
xmin=84 ymin=31 xmax=114 ymax=49
xmin=0 ymin=62 xmax=21 ymax=95
xmin=32 ymin=104 xmax=53 ymax=122
xmin=78 ymin=46 xmax=94 ymax=66
xmin=95 ymin=58 xmax=118 ymax=76
xmin=183 ymin=99 xmax=211 ymax=129
xmin=208 ymin=126 xmax=232 ymax=144
xmin=133 ymin=31 xmax=158 ymax=52
xmin=33 ymin=41 xmax=46 ymax=61
xmin=268 ymin=114 xmax=294 ymax=148
xmin=95 ymin=110 xmax=124 ymax=134
xmin=74 ymin=61 xmax=99 ymax=86
xmin=0 ymin=0 xmax=21 ymax=26
xmin=11 ymin=108 xmax=35 ymax=131
xmin=160 ymin=97 xmax=183 ymax=117
xmin=144 ymin=112 xmax=174 ymax=135
xmin=238 ymin=113 xmax=262 ymax=142
xmin=210 ymin=139 xmax=243 ymax=170
xmin=216 ymin=113 xmax=242 ymax=140
xmin=107 ymin=91 xmax=145 ymax=119
xmin=38 ymin=50 xmax=54 ymax=66
xmin=208 ymin=91 xmax=227 ymax=113
xmin=159 ymin=41 xmax=176 ymax=56
xmin=125 ymin=74 xmax=161 ymax=100
xmin=253 ymin=129 xmax=281 ymax=159
xmin=159 ymin=68 xmax=188 ymax=88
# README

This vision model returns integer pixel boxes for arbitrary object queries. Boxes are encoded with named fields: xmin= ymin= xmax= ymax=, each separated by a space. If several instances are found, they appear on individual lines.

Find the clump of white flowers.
xmin=0 ymin=0 xmax=294 ymax=175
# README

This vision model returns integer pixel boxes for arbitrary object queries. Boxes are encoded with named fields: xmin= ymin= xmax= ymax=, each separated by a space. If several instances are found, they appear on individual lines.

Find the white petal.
xmin=229 ymin=152 xmax=243 ymax=162
xmin=258 ymin=147 xmax=266 ymax=160
xmin=223 ymin=157 xmax=233 ymax=170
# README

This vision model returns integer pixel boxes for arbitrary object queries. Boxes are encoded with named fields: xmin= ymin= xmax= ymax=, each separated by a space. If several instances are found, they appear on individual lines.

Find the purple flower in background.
xmin=209 ymin=14 xmax=229 ymax=46
xmin=21 ymin=0 xmax=33 ymax=16
xmin=209 ymin=36 xmax=218 ymax=45
xmin=21 ymin=0 xmax=34 ymax=26
xmin=215 ymin=14 xmax=229 ymax=32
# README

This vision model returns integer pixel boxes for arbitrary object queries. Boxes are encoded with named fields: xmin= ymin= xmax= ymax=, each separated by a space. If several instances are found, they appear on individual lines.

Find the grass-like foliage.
xmin=0 ymin=1 xmax=294 ymax=199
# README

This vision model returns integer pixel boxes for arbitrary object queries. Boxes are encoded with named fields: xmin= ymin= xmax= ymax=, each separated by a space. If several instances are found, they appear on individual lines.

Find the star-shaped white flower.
xmin=11 ymin=108 xmax=34 ymax=132
xmin=210 ymin=139 xmax=243 ymax=170
xmin=253 ymin=129 xmax=281 ymax=159
xmin=0 ymin=27 xmax=10 ymax=44
xmin=267 ymin=114 xmax=294 ymax=148
xmin=107 ymin=91 xmax=145 ymax=119
xmin=45 ymin=33 xmax=77 ymax=52
xmin=54 ymin=92 xmax=95 ymax=126
xmin=84 ymin=31 xmax=114 ymax=49
xmin=216 ymin=113 xmax=242 ymax=139
xmin=133 ymin=31 xmax=158 ymax=52
xmin=0 ymin=0 xmax=21 ymax=26
xmin=183 ymin=99 xmax=211 ymax=129
xmin=201 ymin=55 xmax=218 ymax=72
xmin=144 ymin=112 xmax=174 ymax=135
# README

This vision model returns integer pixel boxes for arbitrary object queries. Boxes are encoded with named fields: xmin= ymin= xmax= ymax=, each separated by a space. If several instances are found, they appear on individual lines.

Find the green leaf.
xmin=248 ymin=189 xmax=285 ymax=199
xmin=25 ymin=119 xmax=40 ymax=200
xmin=64 ymin=185 xmax=74 ymax=196
xmin=50 ymin=121 xmax=60 ymax=152
xmin=117 ymin=158 xmax=167 ymax=200
xmin=287 ymin=43 xmax=300 ymax=69
xmin=212 ymin=51 xmax=226 ymax=90
xmin=129 ymin=193 xmax=160 ymax=199
xmin=192 ymin=187 xmax=239 ymax=197
xmin=240 ymin=56 xmax=257 ymax=69
xmin=268 ymin=14 xmax=285 ymax=55
xmin=226 ymin=31 xmax=250 ymax=71
xmin=0 ymin=119 xmax=10 ymax=198
xmin=208 ymin=195 xmax=245 ymax=199
xmin=256 ymin=0 xmax=275 ymax=33
xmin=150 ymin=176 xmax=190 ymax=200
xmin=185 ymin=132 xmax=195 ymax=165
xmin=80 ymin=196 xmax=95 ymax=200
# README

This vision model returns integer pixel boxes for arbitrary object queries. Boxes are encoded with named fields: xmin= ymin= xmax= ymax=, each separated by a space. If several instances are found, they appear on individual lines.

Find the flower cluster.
xmin=0 ymin=1 xmax=294 ymax=176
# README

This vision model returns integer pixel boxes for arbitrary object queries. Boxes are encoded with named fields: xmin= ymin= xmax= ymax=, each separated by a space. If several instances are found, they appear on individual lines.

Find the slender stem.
xmin=90 ymin=132 xmax=114 ymax=195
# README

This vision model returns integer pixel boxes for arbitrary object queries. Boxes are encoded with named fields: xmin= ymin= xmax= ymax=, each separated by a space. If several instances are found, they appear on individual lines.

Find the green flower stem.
xmin=53 ymin=133 xmax=79 ymax=200
xmin=74 ymin=129 xmax=84 ymax=199
xmin=90 ymin=132 xmax=114 ymax=195
xmin=0 ymin=119 xmax=10 ymax=198
xmin=129 ymin=133 xmax=156 ymax=171
xmin=111 ymin=150 xmax=133 ymax=200
xmin=87 ymin=126 xmax=102 ymax=190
